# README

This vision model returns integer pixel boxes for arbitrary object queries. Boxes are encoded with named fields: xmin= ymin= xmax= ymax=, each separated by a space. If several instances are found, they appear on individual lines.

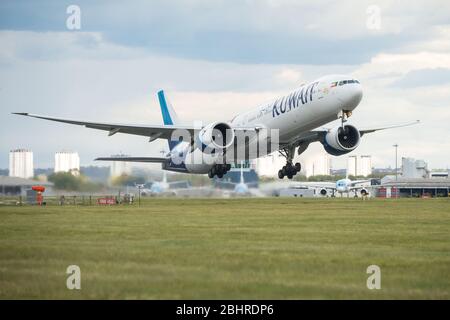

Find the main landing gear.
xmin=277 ymin=146 xmax=301 ymax=179
xmin=208 ymin=164 xmax=231 ymax=179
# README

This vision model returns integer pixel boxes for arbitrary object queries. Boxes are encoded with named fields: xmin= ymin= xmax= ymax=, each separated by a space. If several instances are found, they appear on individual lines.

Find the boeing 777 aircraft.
xmin=13 ymin=74 xmax=419 ymax=179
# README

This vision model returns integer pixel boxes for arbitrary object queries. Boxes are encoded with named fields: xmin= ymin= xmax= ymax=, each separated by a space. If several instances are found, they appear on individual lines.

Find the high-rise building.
xmin=359 ymin=155 xmax=372 ymax=176
xmin=402 ymin=157 xmax=429 ymax=178
xmin=110 ymin=154 xmax=132 ymax=177
xmin=347 ymin=155 xmax=372 ymax=177
xmin=255 ymin=152 xmax=286 ymax=177
xmin=55 ymin=151 xmax=80 ymax=175
xmin=304 ymin=153 xmax=331 ymax=177
xmin=347 ymin=155 xmax=357 ymax=176
xmin=9 ymin=149 xmax=34 ymax=179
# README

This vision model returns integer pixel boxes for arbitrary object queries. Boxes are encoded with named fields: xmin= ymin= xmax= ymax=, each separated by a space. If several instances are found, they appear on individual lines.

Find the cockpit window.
xmin=338 ymin=79 xmax=359 ymax=86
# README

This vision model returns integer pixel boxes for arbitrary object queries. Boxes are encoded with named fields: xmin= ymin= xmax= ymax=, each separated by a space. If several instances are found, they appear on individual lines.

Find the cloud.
xmin=0 ymin=2 xmax=450 ymax=170
xmin=392 ymin=68 xmax=450 ymax=88
xmin=2 ymin=0 xmax=449 ymax=65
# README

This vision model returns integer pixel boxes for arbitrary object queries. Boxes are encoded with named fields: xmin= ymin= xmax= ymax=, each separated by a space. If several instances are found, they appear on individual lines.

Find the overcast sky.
xmin=1 ymin=0 xmax=449 ymax=170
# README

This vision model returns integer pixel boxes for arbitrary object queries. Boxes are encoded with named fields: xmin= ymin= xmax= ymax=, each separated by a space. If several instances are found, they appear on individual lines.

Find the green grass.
xmin=0 ymin=198 xmax=449 ymax=299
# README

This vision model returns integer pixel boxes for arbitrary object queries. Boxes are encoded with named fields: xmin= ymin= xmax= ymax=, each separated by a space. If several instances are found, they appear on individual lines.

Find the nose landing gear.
xmin=339 ymin=109 xmax=352 ymax=129
xmin=208 ymin=163 xmax=232 ymax=179
xmin=277 ymin=146 xmax=301 ymax=179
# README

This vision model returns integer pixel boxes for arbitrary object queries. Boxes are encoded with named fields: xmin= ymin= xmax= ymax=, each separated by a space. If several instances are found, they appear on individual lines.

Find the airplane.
xmin=216 ymin=161 xmax=252 ymax=196
xmin=13 ymin=75 xmax=419 ymax=179
xmin=302 ymin=174 xmax=371 ymax=197
xmin=139 ymin=151 xmax=190 ymax=196
xmin=233 ymin=163 xmax=250 ymax=196
xmin=142 ymin=170 xmax=192 ymax=196
xmin=142 ymin=170 xmax=172 ymax=196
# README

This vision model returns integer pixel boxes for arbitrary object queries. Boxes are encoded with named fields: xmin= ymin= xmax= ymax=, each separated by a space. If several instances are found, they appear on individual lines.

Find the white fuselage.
xmin=169 ymin=74 xmax=363 ymax=174
xmin=336 ymin=178 xmax=352 ymax=193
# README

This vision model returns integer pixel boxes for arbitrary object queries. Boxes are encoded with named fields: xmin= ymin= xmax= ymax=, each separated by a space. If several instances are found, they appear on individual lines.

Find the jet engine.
xmin=198 ymin=121 xmax=235 ymax=151
xmin=321 ymin=124 xmax=360 ymax=156
xmin=319 ymin=188 xmax=328 ymax=196
xmin=360 ymin=188 xmax=369 ymax=196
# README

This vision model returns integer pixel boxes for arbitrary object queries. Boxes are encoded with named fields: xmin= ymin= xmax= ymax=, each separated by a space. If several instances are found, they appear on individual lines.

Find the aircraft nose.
xmin=339 ymin=83 xmax=363 ymax=110
xmin=352 ymin=84 xmax=363 ymax=105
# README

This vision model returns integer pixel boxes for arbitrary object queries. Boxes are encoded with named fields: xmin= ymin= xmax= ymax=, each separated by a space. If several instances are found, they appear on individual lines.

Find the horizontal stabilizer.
xmin=95 ymin=157 xmax=168 ymax=163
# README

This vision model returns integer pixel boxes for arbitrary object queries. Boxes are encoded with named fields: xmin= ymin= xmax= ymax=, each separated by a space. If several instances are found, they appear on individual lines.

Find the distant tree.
xmin=259 ymin=176 xmax=277 ymax=183
xmin=307 ymin=175 xmax=337 ymax=182
xmin=347 ymin=175 xmax=367 ymax=180
xmin=367 ymin=173 xmax=388 ymax=179
xmin=111 ymin=174 xmax=145 ymax=187
xmin=80 ymin=166 xmax=110 ymax=183
xmin=48 ymin=172 xmax=81 ymax=190
xmin=293 ymin=175 xmax=308 ymax=182
xmin=48 ymin=172 xmax=104 ymax=191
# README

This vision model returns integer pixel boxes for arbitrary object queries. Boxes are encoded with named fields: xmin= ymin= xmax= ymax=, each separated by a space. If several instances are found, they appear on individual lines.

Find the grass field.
xmin=0 ymin=198 xmax=449 ymax=299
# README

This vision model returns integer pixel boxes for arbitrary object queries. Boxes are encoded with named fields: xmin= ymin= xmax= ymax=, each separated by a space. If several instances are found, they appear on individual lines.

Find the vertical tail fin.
xmin=157 ymin=90 xmax=180 ymax=150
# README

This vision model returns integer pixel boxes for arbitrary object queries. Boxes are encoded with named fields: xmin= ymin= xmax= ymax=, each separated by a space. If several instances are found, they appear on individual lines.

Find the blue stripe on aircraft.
xmin=157 ymin=90 xmax=173 ymax=125
xmin=157 ymin=90 xmax=178 ymax=150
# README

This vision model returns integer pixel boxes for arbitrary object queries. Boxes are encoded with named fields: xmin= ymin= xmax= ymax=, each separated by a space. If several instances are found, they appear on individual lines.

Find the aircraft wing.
xmin=293 ymin=182 xmax=336 ymax=189
xmin=359 ymin=120 xmax=420 ymax=136
xmin=347 ymin=180 xmax=371 ymax=190
xmin=12 ymin=113 xmax=196 ymax=140
xmin=95 ymin=156 xmax=168 ymax=163
xmin=12 ymin=113 xmax=259 ymax=141
xmin=284 ymin=120 xmax=420 ymax=147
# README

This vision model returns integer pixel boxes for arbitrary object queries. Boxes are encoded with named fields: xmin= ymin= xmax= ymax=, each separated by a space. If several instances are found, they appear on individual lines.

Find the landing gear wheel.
xmin=208 ymin=171 xmax=214 ymax=178
xmin=217 ymin=173 xmax=223 ymax=179
xmin=277 ymin=146 xmax=301 ymax=179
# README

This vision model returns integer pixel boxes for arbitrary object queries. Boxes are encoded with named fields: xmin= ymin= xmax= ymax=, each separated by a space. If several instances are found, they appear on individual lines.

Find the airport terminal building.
xmin=377 ymin=176 xmax=450 ymax=198
xmin=0 ymin=176 xmax=52 ymax=196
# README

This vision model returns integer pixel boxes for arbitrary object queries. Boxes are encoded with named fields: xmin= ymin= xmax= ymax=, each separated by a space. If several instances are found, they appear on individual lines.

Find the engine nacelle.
xmin=198 ymin=121 xmax=235 ymax=151
xmin=319 ymin=188 xmax=328 ymax=196
xmin=322 ymin=124 xmax=361 ymax=156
